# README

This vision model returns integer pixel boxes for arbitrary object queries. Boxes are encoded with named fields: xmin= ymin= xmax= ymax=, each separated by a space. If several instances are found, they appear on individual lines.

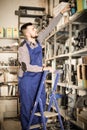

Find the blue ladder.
xmin=28 ymin=71 xmax=64 ymax=130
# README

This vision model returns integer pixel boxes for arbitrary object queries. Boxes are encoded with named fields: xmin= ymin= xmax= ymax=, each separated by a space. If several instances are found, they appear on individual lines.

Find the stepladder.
xmin=28 ymin=71 xmax=64 ymax=130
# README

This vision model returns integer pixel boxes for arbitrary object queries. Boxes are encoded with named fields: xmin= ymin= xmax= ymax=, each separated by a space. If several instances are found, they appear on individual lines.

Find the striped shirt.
xmin=18 ymin=13 xmax=62 ymax=77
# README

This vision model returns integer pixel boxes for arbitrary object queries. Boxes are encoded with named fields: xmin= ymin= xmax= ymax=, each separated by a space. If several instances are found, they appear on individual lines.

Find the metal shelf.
xmin=17 ymin=6 xmax=45 ymax=18
xmin=71 ymin=47 xmax=87 ymax=57
xmin=46 ymin=80 xmax=52 ymax=84
xmin=0 ymin=66 xmax=18 ymax=69
xmin=19 ymin=6 xmax=45 ymax=11
xmin=0 ymin=37 xmax=18 ymax=40
xmin=55 ymin=53 xmax=70 ymax=59
xmin=70 ymin=9 xmax=87 ymax=23
xmin=46 ymin=23 xmax=69 ymax=41
xmin=0 ymin=96 xmax=18 ymax=100
xmin=19 ymin=14 xmax=44 ymax=18
xmin=0 ymin=51 xmax=17 ymax=53
xmin=58 ymin=82 xmax=87 ymax=90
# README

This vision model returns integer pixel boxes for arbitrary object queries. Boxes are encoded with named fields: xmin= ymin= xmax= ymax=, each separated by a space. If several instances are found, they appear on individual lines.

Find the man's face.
xmin=23 ymin=25 xmax=38 ymax=38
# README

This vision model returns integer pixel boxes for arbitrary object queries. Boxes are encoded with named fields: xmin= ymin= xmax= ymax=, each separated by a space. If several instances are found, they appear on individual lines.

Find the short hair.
xmin=21 ymin=22 xmax=33 ymax=32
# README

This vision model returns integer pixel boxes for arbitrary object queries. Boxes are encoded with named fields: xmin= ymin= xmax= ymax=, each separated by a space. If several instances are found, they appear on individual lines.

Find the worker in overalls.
xmin=18 ymin=4 xmax=69 ymax=130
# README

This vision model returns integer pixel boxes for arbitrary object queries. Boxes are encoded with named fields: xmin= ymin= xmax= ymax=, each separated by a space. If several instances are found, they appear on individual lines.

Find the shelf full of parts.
xmin=45 ymin=7 xmax=87 ymax=130
xmin=0 ymin=33 xmax=19 ymax=118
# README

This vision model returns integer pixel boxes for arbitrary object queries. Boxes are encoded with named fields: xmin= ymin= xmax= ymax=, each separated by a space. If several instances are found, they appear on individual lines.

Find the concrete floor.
xmin=0 ymin=118 xmax=83 ymax=130
xmin=1 ymin=119 xmax=60 ymax=130
xmin=1 ymin=118 xmax=21 ymax=130
xmin=1 ymin=118 xmax=59 ymax=130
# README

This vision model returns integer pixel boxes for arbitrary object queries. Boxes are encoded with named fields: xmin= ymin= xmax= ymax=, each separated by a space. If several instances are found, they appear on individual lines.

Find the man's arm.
xmin=38 ymin=13 xmax=62 ymax=43
xmin=38 ymin=2 xmax=69 ymax=43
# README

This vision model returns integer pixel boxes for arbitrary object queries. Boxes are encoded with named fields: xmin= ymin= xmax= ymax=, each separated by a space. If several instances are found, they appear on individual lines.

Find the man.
xmin=18 ymin=4 xmax=69 ymax=130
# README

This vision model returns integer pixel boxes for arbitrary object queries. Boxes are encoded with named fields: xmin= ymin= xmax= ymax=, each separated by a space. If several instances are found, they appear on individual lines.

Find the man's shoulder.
xmin=18 ymin=40 xmax=28 ymax=52
xmin=19 ymin=40 xmax=26 ymax=47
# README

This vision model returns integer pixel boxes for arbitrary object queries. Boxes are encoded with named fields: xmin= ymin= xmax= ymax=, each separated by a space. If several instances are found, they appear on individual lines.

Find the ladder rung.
xmin=30 ymin=124 xmax=42 ymax=129
xmin=35 ymin=111 xmax=58 ymax=118
xmin=29 ymin=120 xmax=57 ymax=129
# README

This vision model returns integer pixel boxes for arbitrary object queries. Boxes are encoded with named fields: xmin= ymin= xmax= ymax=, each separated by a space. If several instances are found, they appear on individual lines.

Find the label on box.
xmin=0 ymin=27 xmax=4 ymax=37
xmin=82 ymin=56 xmax=87 ymax=64
xmin=83 ymin=0 xmax=87 ymax=9
xmin=0 ymin=86 xmax=8 ymax=96
xmin=77 ymin=64 xmax=87 ymax=88
xmin=78 ymin=79 xmax=87 ymax=88
xmin=13 ymin=28 xmax=19 ymax=38
xmin=77 ymin=0 xmax=87 ymax=12
xmin=6 ymin=27 xmax=13 ymax=38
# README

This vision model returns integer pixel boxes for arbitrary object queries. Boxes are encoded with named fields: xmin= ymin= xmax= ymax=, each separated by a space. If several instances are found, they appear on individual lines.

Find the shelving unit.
xmin=17 ymin=6 xmax=46 ymax=44
xmin=44 ymin=9 xmax=87 ymax=129
xmin=0 ymin=36 xmax=19 ymax=118
xmin=18 ymin=6 xmax=45 ymax=18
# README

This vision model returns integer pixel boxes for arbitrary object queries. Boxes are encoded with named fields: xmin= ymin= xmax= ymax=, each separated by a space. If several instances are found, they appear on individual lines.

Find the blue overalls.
xmin=18 ymin=41 xmax=46 ymax=130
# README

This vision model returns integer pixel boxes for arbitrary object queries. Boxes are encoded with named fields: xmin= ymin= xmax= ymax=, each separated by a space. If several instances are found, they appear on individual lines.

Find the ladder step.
xmin=29 ymin=121 xmax=55 ymax=129
xmin=30 ymin=124 xmax=42 ymax=129
xmin=35 ymin=111 xmax=58 ymax=118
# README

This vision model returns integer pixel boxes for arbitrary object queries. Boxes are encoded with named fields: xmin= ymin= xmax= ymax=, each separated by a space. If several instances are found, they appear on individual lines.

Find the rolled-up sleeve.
xmin=38 ymin=13 xmax=62 ymax=43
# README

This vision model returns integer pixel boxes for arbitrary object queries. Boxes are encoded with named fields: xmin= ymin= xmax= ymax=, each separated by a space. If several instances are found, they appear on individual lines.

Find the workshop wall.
xmin=0 ymin=0 xmax=46 ymax=27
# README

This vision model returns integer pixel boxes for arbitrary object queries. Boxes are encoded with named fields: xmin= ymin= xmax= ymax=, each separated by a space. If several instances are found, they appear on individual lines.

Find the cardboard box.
xmin=77 ymin=64 xmax=87 ymax=89
xmin=76 ymin=0 xmax=87 ymax=12
xmin=6 ymin=27 xmax=13 ymax=38
xmin=83 ymin=0 xmax=87 ymax=9
xmin=82 ymin=56 xmax=87 ymax=64
xmin=78 ymin=79 xmax=87 ymax=89
xmin=0 ymin=85 xmax=8 ymax=96
xmin=13 ymin=28 xmax=19 ymax=38
xmin=53 ymin=2 xmax=68 ymax=17
xmin=76 ymin=0 xmax=83 ymax=12
xmin=0 ymin=27 xmax=5 ymax=37
xmin=0 ymin=99 xmax=17 ymax=118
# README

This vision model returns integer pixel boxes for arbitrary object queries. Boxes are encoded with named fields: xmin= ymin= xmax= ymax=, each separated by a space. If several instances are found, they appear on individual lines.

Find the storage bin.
xmin=12 ymin=28 xmax=19 ymax=38
xmin=83 ymin=0 xmax=87 ymax=9
xmin=0 ymin=27 xmax=5 ymax=37
xmin=77 ymin=64 xmax=87 ymax=89
xmin=76 ymin=0 xmax=87 ymax=12
xmin=5 ymin=27 xmax=13 ymax=38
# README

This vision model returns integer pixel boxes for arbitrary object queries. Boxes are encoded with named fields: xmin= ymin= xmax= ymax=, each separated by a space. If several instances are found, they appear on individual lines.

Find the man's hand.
xmin=43 ymin=66 xmax=54 ymax=73
xmin=60 ymin=4 xmax=70 ymax=15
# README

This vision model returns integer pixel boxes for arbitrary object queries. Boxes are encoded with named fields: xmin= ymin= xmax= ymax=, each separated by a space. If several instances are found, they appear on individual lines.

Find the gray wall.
xmin=0 ymin=0 xmax=60 ymax=27
xmin=0 ymin=0 xmax=46 ymax=27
